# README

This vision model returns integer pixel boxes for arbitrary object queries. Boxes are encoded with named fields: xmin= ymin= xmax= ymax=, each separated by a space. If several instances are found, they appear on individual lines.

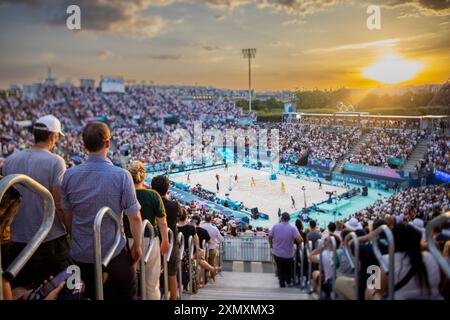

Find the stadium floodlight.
xmin=242 ymin=48 xmax=257 ymax=114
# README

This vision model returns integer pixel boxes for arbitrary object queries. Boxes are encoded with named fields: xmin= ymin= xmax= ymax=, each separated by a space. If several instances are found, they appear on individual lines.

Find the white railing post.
xmin=140 ymin=219 xmax=155 ymax=300
xmin=93 ymin=207 xmax=122 ymax=300
xmin=0 ymin=174 xmax=55 ymax=300
xmin=369 ymin=225 xmax=395 ymax=300
xmin=177 ymin=232 xmax=185 ymax=300
xmin=162 ymin=229 xmax=174 ymax=300
xmin=426 ymin=212 xmax=450 ymax=279
xmin=343 ymin=232 xmax=360 ymax=300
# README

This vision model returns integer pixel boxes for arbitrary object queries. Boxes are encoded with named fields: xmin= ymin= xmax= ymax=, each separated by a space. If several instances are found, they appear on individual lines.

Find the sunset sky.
xmin=0 ymin=0 xmax=449 ymax=90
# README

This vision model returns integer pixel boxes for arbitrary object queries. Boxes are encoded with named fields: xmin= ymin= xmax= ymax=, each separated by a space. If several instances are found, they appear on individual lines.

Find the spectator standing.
xmin=124 ymin=161 xmax=170 ymax=300
xmin=269 ymin=212 xmax=303 ymax=288
xmin=177 ymin=209 xmax=199 ymax=292
xmin=61 ymin=122 xmax=142 ymax=300
xmin=295 ymin=219 xmax=307 ymax=242
xmin=2 ymin=115 xmax=72 ymax=288
xmin=151 ymin=175 xmax=180 ymax=300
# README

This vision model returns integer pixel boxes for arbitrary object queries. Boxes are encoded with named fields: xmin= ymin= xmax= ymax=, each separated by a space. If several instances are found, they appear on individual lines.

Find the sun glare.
xmin=362 ymin=53 xmax=423 ymax=84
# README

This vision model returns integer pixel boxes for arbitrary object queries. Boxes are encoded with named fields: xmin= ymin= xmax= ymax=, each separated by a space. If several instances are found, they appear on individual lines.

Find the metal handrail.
xmin=343 ymin=232 xmax=359 ymax=300
xmin=0 ymin=174 xmax=56 ymax=300
xmin=201 ymin=239 xmax=207 ymax=284
xmin=197 ymin=240 xmax=203 ymax=284
xmin=306 ymin=240 xmax=313 ymax=293
xmin=292 ymin=243 xmax=298 ymax=285
xmin=177 ymin=232 xmax=185 ymax=300
xmin=426 ymin=212 xmax=450 ymax=279
xmin=94 ymin=206 xmax=122 ymax=300
xmin=218 ymin=241 xmax=222 ymax=267
xmin=318 ymin=236 xmax=337 ymax=300
xmin=162 ymin=228 xmax=174 ymax=300
xmin=188 ymin=235 xmax=195 ymax=294
xmin=140 ymin=219 xmax=155 ymax=300
xmin=369 ymin=224 xmax=395 ymax=300
xmin=299 ymin=242 xmax=305 ymax=289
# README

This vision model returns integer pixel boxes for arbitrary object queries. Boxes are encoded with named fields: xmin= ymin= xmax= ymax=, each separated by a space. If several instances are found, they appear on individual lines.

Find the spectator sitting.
xmin=201 ymin=214 xmax=224 ymax=282
xmin=244 ymin=225 xmax=255 ymax=236
xmin=310 ymin=236 xmax=341 ymax=299
xmin=306 ymin=220 xmax=321 ymax=248
xmin=256 ymin=226 xmax=267 ymax=237
xmin=344 ymin=217 xmax=365 ymax=236
xmin=366 ymin=223 xmax=442 ymax=300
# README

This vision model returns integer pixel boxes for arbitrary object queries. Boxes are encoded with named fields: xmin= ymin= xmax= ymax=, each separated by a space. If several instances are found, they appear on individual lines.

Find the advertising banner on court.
xmin=343 ymin=162 xmax=405 ymax=182
xmin=435 ymin=170 xmax=450 ymax=183
xmin=308 ymin=157 xmax=336 ymax=171
xmin=331 ymin=172 xmax=368 ymax=186
xmin=388 ymin=157 xmax=404 ymax=166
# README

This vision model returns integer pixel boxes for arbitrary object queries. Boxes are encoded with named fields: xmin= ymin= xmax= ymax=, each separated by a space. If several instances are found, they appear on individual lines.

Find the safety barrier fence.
xmin=221 ymin=236 xmax=272 ymax=262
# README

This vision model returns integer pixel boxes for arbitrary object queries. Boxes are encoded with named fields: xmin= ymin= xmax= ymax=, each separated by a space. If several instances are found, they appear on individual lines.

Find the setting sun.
xmin=362 ymin=53 xmax=424 ymax=84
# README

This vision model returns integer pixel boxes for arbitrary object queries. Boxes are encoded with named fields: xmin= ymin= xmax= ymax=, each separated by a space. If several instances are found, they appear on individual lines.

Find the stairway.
xmin=100 ymin=94 xmax=125 ymax=153
xmin=59 ymin=91 xmax=82 ymax=127
xmin=101 ymin=94 xmax=127 ymax=127
xmin=220 ymin=261 xmax=275 ymax=273
xmin=333 ymin=130 xmax=372 ymax=173
xmin=402 ymin=138 xmax=429 ymax=172
xmin=185 ymin=271 xmax=312 ymax=300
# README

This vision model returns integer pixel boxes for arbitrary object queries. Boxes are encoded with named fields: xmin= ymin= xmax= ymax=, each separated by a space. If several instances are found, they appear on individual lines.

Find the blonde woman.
xmin=124 ymin=161 xmax=170 ymax=300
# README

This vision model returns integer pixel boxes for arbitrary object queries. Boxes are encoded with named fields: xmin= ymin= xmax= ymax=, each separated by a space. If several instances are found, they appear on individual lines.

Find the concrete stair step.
xmin=333 ymin=130 xmax=371 ymax=173
xmin=402 ymin=137 xmax=429 ymax=171
xmin=184 ymin=271 xmax=313 ymax=300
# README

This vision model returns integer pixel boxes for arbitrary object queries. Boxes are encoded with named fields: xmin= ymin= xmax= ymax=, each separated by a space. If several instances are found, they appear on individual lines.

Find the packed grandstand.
xmin=0 ymin=82 xmax=449 ymax=301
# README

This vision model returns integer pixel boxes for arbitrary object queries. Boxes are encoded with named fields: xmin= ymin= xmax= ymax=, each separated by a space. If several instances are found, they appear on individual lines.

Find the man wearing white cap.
xmin=2 ymin=115 xmax=72 ymax=288
xmin=344 ymin=217 xmax=363 ymax=231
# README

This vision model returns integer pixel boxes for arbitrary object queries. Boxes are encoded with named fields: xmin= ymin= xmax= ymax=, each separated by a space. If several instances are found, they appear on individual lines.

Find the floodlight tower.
xmin=242 ymin=48 xmax=256 ymax=114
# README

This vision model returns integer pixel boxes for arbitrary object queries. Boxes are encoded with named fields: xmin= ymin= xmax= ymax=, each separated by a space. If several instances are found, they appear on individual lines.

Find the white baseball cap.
xmin=410 ymin=218 xmax=424 ymax=229
xmin=35 ymin=115 xmax=65 ymax=136
xmin=344 ymin=217 xmax=363 ymax=231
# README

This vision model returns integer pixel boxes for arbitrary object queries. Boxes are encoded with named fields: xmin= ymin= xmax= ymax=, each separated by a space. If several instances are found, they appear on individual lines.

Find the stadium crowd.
xmin=348 ymin=129 xmax=425 ymax=167
xmin=280 ymin=124 xmax=362 ymax=163
xmin=350 ymin=185 xmax=449 ymax=229
xmin=299 ymin=116 xmax=420 ymax=129
xmin=415 ymin=134 xmax=450 ymax=174
xmin=1 ymin=84 xmax=449 ymax=300
xmin=1 ymin=119 xmax=227 ymax=300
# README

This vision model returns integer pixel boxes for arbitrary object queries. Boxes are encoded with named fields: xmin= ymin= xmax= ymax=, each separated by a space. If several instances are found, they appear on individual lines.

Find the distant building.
xmin=44 ymin=67 xmax=56 ymax=86
xmin=22 ymin=83 xmax=40 ymax=99
xmin=80 ymin=78 xmax=95 ymax=88
xmin=9 ymin=84 xmax=21 ymax=94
